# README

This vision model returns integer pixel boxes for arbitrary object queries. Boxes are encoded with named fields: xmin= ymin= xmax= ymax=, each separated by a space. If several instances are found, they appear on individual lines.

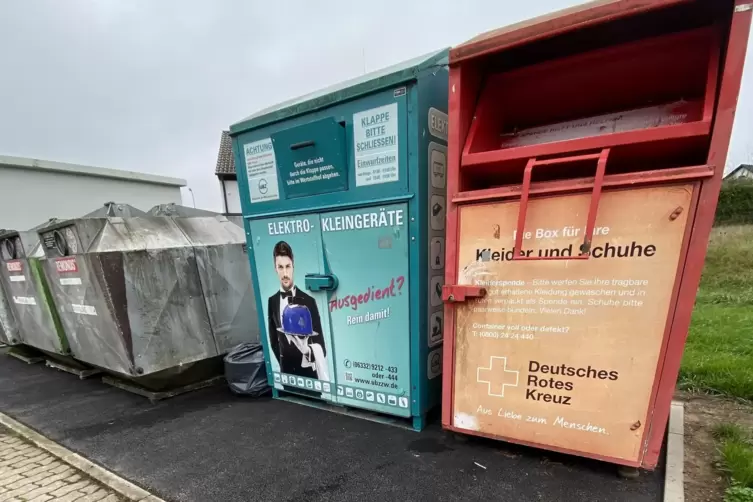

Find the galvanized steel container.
xmin=148 ymin=204 xmax=259 ymax=352
xmin=0 ymin=227 xmax=68 ymax=354
xmin=0 ymin=285 xmax=18 ymax=345
xmin=0 ymin=233 xmax=20 ymax=345
xmin=38 ymin=203 xmax=257 ymax=388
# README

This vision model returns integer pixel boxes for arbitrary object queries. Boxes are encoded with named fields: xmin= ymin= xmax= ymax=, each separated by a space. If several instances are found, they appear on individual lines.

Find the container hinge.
xmin=735 ymin=3 xmax=753 ymax=12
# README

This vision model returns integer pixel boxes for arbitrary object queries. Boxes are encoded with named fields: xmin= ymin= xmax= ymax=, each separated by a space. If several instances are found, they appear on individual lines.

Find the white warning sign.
xmin=353 ymin=103 xmax=399 ymax=187
xmin=244 ymin=138 xmax=280 ymax=204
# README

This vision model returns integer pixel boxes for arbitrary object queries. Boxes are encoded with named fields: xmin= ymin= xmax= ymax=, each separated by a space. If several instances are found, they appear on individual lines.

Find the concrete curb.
xmin=0 ymin=411 xmax=166 ymax=502
xmin=664 ymin=400 xmax=684 ymax=502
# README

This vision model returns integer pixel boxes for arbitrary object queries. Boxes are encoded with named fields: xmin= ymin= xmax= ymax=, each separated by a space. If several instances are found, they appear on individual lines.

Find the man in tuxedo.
xmin=267 ymin=241 xmax=327 ymax=395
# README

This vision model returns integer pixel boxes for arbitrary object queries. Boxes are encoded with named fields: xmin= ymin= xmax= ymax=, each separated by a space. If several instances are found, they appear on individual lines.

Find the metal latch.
xmin=305 ymin=273 xmax=339 ymax=292
xmin=442 ymin=285 xmax=487 ymax=303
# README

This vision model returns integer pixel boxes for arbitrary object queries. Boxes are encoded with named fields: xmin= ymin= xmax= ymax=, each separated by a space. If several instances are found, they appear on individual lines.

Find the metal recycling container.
xmin=230 ymin=49 xmax=449 ymax=430
xmin=38 ymin=204 xmax=208 ymax=387
xmin=0 ymin=227 xmax=69 ymax=355
xmin=37 ymin=203 xmax=257 ymax=388
xmin=147 ymin=203 xmax=259 ymax=351
xmin=440 ymin=0 xmax=751 ymax=468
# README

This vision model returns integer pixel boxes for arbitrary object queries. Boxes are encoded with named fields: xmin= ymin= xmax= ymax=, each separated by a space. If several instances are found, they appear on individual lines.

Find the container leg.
xmin=272 ymin=388 xmax=281 ymax=399
xmin=617 ymin=466 xmax=640 ymax=479
xmin=412 ymin=414 xmax=427 ymax=432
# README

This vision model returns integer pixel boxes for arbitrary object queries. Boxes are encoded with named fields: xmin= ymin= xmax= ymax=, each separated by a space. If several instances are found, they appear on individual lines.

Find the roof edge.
xmin=0 ymin=155 xmax=187 ymax=187
xmin=726 ymin=164 xmax=753 ymax=175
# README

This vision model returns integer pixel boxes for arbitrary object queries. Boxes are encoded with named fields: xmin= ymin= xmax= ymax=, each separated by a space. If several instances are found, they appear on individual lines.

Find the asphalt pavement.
xmin=0 ymin=355 xmax=663 ymax=502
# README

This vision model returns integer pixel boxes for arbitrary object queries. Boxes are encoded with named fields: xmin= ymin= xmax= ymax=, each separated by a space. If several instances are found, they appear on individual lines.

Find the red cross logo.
xmin=477 ymin=356 xmax=519 ymax=397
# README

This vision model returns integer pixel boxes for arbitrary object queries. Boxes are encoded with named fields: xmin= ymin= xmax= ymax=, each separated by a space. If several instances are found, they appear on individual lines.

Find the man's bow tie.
xmin=280 ymin=291 xmax=293 ymax=299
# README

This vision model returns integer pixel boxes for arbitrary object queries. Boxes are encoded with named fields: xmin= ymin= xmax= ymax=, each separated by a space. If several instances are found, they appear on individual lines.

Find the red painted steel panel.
xmin=643 ymin=1 xmax=753 ymax=467
xmin=443 ymin=0 xmax=750 ymax=469
xmin=451 ymin=0 xmax=687 ymax=64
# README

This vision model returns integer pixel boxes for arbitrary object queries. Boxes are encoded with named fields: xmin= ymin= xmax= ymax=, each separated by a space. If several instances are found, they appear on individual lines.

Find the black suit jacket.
xmin=268 ymin=287 xmax=326 ymax=380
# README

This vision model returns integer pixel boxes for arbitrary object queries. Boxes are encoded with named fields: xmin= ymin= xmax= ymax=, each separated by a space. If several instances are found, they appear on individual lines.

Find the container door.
xmin=450 ymin=185 xmax=692 ymax=463
xmin=248 ymin=214 xmax=336 ymax=402
xmin=321 ymin=202 xmax=411 ymax=417
xmin=45 ymin=253 xmax=133 ymax=375
xmin=0 ymin=256 xmax=60 ymax=355
xmin=0 ymin=232 xmax=60 ymax=354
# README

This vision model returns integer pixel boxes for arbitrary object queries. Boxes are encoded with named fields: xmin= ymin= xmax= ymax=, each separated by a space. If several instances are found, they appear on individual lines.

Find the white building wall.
xmin=222 ymin=179 xmax=242 ymax=214
xmin=0 ymin=165 xmax=182 ymax=230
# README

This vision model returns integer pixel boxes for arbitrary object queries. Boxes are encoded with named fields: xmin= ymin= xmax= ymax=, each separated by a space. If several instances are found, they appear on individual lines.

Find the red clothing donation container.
xmin=441 ymin=0 xmax=752 ymax=468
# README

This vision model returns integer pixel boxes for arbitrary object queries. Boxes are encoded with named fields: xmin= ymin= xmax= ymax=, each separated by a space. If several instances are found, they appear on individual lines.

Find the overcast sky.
xmin=1 ymin=1 xmax=752 ymax=211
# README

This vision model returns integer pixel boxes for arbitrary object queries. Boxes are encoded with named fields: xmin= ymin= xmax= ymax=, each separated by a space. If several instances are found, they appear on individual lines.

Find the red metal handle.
xmin=513 ymin=148 xmax=609 ymax=261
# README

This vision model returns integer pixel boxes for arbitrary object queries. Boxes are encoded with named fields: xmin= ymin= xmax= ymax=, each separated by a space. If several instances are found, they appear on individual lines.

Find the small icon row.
xmin=275 ymin=373 xmax=331 ymax=394
xmin=274 ymin=373 xmax=409 ymax=408
xmin=336 ymin=385 xmax=409 ymax=408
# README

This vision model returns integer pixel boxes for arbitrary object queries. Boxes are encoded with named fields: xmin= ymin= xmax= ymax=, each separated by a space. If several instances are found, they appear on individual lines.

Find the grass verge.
xmin=713 ymin=422 xmax=753 ymax=501
xmin=679 ymin=225 xmax=753 ymax=400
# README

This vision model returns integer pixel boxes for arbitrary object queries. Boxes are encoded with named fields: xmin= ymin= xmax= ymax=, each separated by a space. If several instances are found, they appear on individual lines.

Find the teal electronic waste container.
xmin=230 ymin=50 xmax=449 ymax=430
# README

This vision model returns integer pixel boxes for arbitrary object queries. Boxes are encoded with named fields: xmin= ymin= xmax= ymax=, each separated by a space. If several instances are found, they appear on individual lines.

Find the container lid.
xmin=229 ymin=48 xmax=448 ymax=134
xmin=450 ymin=0 xmax=688 ymax=64
xmin=147 ymin=203 xmax=218 ymax=218
xmin=39 ymin=203 xmax=146 ymax=232
xmin=171 ymin=216 xmax=245 ymax=246
xmin=0 ymin=218 xmax=56 ymax=246
xmin=81 ymin=202 xmax=147 ymax=219
xmin=0 ymin=227 xmax=44 ymax=259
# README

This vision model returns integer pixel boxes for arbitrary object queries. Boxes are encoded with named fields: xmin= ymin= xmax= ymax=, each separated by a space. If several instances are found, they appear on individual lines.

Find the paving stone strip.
xmin=0 ymin=428 xmax=122 ymax=502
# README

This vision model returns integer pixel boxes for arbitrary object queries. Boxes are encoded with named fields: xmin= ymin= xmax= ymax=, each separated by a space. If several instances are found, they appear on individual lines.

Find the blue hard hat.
xmin=277 ymin=304 xmax=317 ymax=337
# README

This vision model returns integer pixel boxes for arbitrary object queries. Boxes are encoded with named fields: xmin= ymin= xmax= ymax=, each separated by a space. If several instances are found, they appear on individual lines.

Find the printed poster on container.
xmin=451 ymin=184 xmax=692 ymax=462
xmin=243 ymin=138 xmax=280 ymax=204
xmin=353 ymin=103 xmax=399 ymax=187
xmin=248 ymin=214 xmax=336 ymax=401
xmin=248 ymin=203 xmax=412 ymax=417
xmin=322 ymin=203 xmax=411 ymax=416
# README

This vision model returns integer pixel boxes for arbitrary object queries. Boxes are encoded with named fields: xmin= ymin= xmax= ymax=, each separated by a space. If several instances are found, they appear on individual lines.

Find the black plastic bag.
xmin=224 ymin=342 xmax=271 ymax=397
